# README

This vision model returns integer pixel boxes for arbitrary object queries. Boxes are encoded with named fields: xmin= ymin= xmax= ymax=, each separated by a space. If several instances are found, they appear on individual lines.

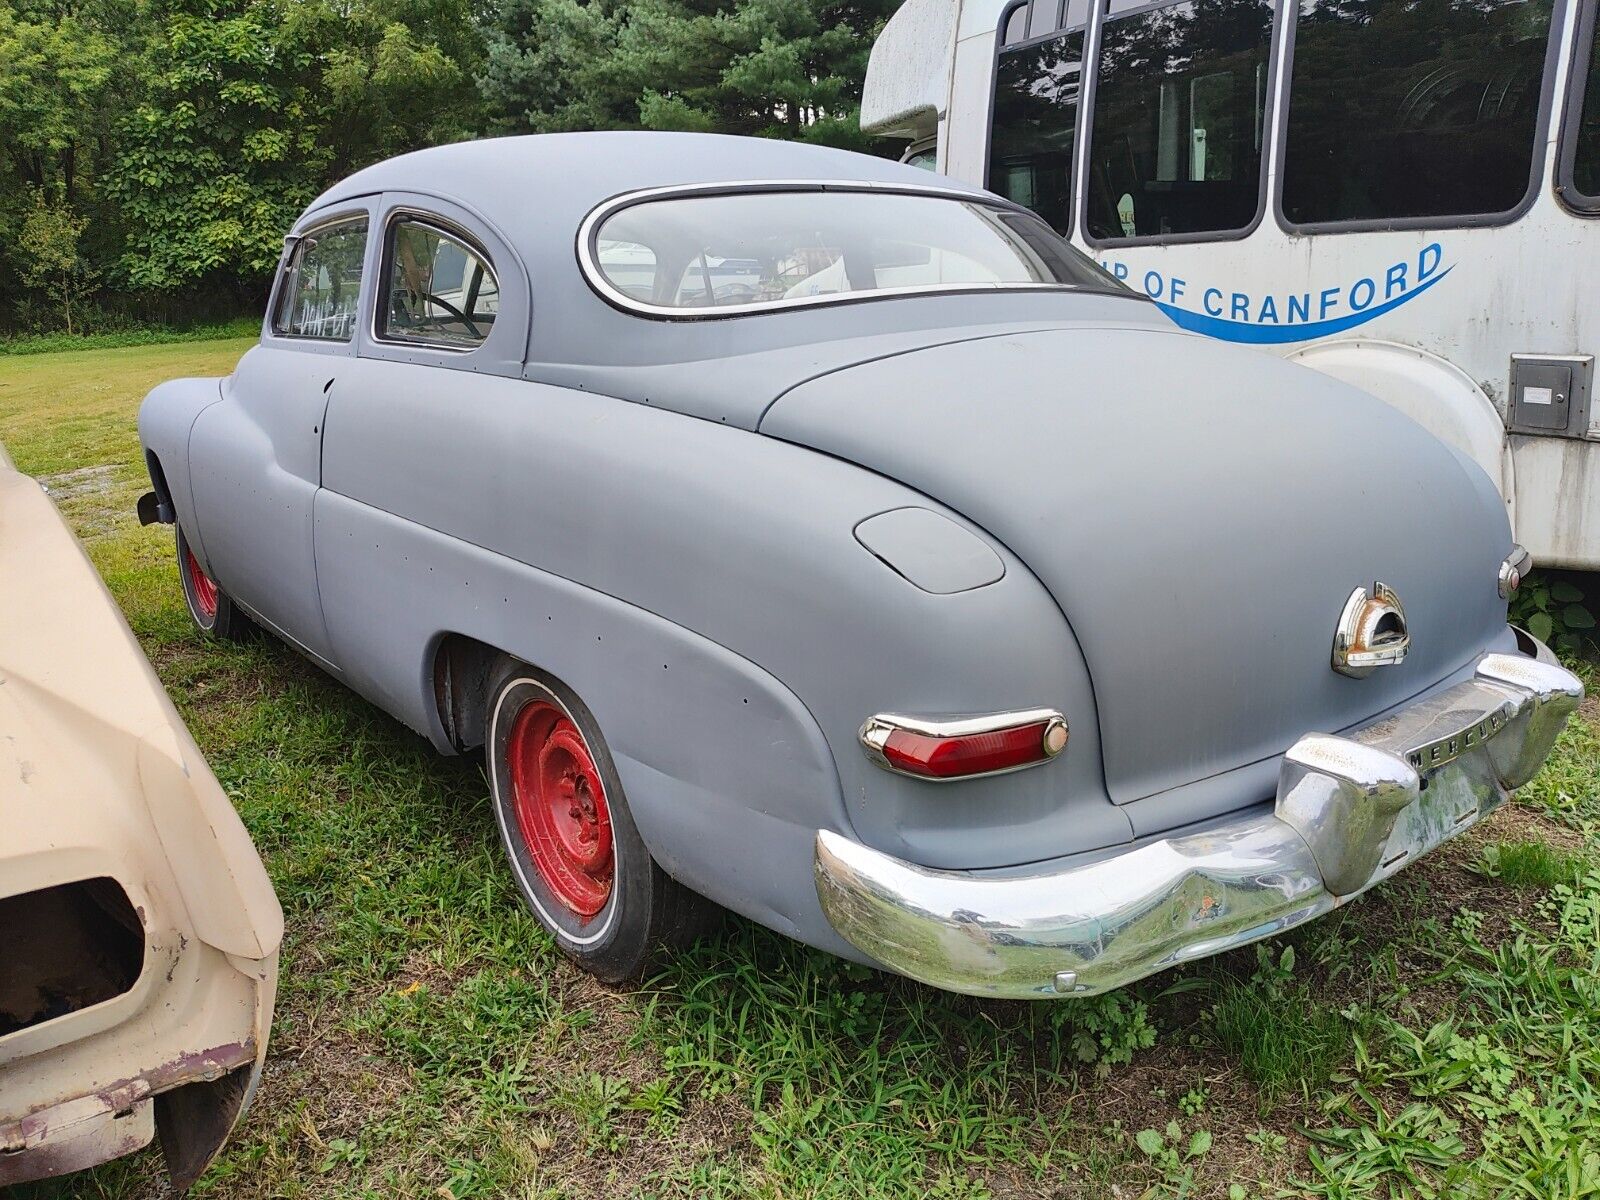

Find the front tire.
xmin=485 ymin=657 xmax=708 ymax=982
xmin=176 ymin=525 xmax=251 ymax=640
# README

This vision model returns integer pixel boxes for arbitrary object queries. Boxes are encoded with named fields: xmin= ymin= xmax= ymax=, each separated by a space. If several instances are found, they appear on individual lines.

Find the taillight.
xmin=859 ymin=709 xmax=1068 ymax=781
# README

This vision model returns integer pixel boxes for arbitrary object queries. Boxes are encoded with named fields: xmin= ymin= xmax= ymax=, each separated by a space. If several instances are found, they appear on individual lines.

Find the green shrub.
xmin=1509 ymin=572 xmax=1595 ymax=654
xmin=0 ymin=318 xmax=260 ymax=356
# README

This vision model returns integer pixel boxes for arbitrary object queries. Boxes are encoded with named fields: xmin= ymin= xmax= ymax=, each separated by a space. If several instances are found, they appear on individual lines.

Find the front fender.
xmin=137 ymin=376 xmax=227 ymax=566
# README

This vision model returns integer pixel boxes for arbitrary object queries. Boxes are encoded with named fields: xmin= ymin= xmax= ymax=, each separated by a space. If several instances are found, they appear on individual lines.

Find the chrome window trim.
xmin=372 ymin=209 xmax=501 ymax=355
xmin=575 ymin=180 xmax=1125 ymax=320
xmin=270 ymin=212 xmax=371 ymax=344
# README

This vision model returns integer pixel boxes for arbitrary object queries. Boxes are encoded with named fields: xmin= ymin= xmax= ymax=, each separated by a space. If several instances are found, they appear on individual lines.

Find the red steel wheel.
xmin=486 ymin=659 xmax=716 ymax=981
xmin=184 ymin=544 xmax=220 ymax=622
xmin=175 ymin=525 xmax=251 ymax=640
xmin=505 ymin=700 xmax=615 ymax=917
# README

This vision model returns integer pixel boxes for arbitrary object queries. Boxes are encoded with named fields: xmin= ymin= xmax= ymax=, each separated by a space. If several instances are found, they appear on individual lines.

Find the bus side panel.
xmin=945 ymin=30 xmax=1000 ymax=183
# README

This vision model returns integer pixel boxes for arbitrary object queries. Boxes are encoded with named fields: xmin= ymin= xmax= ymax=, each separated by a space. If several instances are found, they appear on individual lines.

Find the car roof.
xmin=308 ymin=131 xmax=987 ymax=240
xmin=298 ymin=133 xmax=1157 ymax=429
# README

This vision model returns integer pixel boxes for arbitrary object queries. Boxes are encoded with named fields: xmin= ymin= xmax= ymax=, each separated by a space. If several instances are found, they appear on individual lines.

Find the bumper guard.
xmin=814 ymin=646 xmax=1582 ymax=999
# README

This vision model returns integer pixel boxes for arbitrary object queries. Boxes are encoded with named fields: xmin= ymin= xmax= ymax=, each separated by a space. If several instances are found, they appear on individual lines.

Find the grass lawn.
xmin=5 ymin=341 xmax=1600 ymax=1199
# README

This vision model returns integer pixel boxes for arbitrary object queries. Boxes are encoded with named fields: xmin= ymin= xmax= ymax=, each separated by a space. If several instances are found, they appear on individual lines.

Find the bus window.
xmin=1083 ymin=0 xmax=1275 ymax=242
xmin=1282 ymin=0 xmax=1557 ymax=227
xmin=1563 ymin=0 xmax=1600 ymax=208
xmin=988 ymin=27 xmax=1088 ymax=234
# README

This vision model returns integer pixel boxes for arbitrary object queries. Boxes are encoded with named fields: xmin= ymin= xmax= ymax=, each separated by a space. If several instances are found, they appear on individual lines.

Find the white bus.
xmin=863 ymin=0 xmax=1600 ymax=568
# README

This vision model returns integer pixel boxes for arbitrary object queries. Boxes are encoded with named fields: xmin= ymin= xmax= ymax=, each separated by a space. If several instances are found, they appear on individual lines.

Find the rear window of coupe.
xmin=584 ymin=188 xmax=1118 ymax=315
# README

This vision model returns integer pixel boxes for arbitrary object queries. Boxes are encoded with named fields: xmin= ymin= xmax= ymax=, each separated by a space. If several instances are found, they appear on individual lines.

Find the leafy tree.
xmin=288 ymin=0 xmax=485 ymax=174
xmin=105 ymin=0 xmax=331 ymax=294
xmin=0 ymin=0 xmax=120 ymax=197
xmin=478 ymin=0 xmax=898 ymax=151
xmin=106 ymin=0 xmax=485 ymax=298
xmin=17 ymin=188 xmax=99 ymax=332
xmin=0 ymin=0 xmax=125 ymax=327
xmin=0 ymin=0 xmax=898 ymax=334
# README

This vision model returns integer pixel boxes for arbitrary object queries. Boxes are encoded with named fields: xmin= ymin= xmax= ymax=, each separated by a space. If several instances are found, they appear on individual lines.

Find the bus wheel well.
xmin=432 ymin=633 xmax=502 ymax=752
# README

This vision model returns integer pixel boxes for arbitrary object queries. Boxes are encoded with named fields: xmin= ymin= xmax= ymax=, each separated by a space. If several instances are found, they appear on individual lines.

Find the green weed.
xmin=1475 ymin=839 xmax=1586 ymax=888
xmin=1209 ymin=945 xmax=1354 ymax=1106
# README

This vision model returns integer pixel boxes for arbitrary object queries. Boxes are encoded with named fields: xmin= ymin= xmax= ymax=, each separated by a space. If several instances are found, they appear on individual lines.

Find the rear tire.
xmin=176 ymin=525 xmax=251 ymax=641
xmin=484 ymin=656 xmax=710 ymax=982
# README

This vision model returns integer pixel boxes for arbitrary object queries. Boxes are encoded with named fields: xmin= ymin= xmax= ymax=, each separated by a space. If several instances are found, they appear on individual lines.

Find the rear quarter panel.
xmin=315 ymin=361 xmax=1126 ymax=923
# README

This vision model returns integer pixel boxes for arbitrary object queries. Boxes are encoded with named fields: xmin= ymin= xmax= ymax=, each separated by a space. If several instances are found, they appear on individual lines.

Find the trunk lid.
xmin=761 ymin=327 xmax=1510 ymax=803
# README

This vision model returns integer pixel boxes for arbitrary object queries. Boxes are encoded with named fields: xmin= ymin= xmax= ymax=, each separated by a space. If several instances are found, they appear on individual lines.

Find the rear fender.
xmin=312 ymin=492 xmax=852 ymax=949
xmin=317 ymin=366 xmax=1123 ymax=875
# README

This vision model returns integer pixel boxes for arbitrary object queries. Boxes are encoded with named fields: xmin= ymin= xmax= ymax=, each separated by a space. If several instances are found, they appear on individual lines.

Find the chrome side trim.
xmin=815 ymin=638 xmax=1582 ymax=999
xmin=858 ymin=708 xmax=1068 ymax=781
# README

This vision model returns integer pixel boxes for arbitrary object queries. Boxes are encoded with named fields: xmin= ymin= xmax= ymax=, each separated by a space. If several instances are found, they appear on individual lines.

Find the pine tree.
xmin=477 ymin=0 xmax=899 ymax=152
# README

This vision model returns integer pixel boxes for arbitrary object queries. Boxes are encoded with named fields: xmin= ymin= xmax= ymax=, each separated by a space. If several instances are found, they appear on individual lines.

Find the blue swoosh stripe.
xmin=1151 ymin=267 xmax=1453 ymax=345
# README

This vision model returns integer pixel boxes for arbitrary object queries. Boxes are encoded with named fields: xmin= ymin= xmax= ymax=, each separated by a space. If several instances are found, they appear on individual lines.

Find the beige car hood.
xmin=1 ymin=445 xmax=282 ymax=1189
xmin=0 ymin=450 xmax=281 ymax=958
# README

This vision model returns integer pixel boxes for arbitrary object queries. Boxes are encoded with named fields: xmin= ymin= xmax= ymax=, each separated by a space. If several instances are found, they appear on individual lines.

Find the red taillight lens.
xmin=862 ymin=711 xmax=1068 ymax=780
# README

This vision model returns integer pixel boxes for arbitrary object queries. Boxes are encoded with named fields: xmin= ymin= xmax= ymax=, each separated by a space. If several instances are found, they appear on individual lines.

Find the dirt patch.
xmin=1579 ymin=689 xmax=1600 ymax=728
xmin=39 ymin=464 xmax=117 ymax=500
xmin=1497 ymin=799 xmax=1587 ymax=853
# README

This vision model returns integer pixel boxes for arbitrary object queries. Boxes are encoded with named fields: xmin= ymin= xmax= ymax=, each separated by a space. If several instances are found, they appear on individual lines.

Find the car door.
xmin=188 ymin=203 xmax=377 ymax=670
xmin=313 ymin=195 xmax=529 ymax=720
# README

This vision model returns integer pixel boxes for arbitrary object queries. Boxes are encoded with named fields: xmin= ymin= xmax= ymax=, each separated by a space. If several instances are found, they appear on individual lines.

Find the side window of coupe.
xmin=273 ymin=218 xmax=369 ymax=341
xmin=380 ymin=218 xmax=499 ymax=350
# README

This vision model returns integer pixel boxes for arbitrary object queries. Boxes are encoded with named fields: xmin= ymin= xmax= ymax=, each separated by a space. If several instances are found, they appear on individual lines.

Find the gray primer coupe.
xmin=139 ymin=132 xmax=1582 ymax=997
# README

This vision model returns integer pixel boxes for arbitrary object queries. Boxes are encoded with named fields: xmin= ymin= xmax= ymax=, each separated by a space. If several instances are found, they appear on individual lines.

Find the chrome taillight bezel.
xmin=1499 ymin=544 xmax=1533 ymax=599
xmin=859 ymin=709 xmax=1068 ymax=782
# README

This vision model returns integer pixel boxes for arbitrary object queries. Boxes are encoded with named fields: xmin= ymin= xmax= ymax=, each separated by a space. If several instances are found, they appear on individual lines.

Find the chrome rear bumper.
xmin=814 ymin=645 xmax=1583 ymax=999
